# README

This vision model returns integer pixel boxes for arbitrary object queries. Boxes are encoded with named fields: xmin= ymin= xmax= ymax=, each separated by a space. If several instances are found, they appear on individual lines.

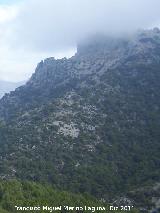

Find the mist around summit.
xmin=13 ymin=0 xmax=160 ymax=52
xmin=1 ymin=0 xmax=160 ymax=81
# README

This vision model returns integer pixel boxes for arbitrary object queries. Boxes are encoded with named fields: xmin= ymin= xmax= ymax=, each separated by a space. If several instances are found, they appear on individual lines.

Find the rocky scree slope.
xmin=0 ymin=29 xmax=160 ymax=211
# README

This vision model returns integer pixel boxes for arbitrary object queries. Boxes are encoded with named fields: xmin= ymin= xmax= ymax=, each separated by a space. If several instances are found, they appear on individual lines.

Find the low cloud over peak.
xmin=13 ymin=0 xmax=160 ymax=52
xmin=1 ymin=0 xmax=160 ymax=81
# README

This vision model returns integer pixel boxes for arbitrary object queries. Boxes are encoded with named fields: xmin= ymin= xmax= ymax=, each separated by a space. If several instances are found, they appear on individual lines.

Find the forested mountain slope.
xmin=1 ymin=180 xmax=139 ymax=213
xmin=0 ymin=29 xmax=160 ymax=212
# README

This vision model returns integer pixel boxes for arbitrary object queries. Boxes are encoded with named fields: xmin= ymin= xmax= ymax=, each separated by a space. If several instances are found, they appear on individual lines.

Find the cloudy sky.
xmin=0 ymin=0 xmax=160 ymax=82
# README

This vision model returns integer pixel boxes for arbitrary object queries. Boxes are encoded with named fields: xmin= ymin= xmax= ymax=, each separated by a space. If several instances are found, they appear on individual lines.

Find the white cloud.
xmin=0 ymin=0 xmax=160 ymax=82
xmin=12 ymin=0 xmax=160 ymax=51
xmin=0 ymin=4 xmax=19 ymax=22
xmin=0 ymin=2 xmax=75 ymax=82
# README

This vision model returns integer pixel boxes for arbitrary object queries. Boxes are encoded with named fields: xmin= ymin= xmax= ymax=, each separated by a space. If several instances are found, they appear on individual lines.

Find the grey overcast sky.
xmin=0 ymin=0 xmax=160 ymax=82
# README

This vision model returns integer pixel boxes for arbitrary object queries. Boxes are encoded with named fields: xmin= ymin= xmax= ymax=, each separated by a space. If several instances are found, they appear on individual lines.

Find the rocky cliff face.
xmin=0 ymin=29 xmax=160 ymax=212
xmin=1 ymin=29 xmax=160 ymax=120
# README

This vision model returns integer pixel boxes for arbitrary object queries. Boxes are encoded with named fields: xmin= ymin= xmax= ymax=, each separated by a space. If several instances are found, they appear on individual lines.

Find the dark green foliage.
xmin=0 ymin=180 xmax=139 ymax=213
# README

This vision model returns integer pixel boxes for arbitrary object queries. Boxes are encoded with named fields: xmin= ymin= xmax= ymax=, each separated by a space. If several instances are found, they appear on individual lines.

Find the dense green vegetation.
xmin=0 ymin=180 xmax=139 ymax=213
